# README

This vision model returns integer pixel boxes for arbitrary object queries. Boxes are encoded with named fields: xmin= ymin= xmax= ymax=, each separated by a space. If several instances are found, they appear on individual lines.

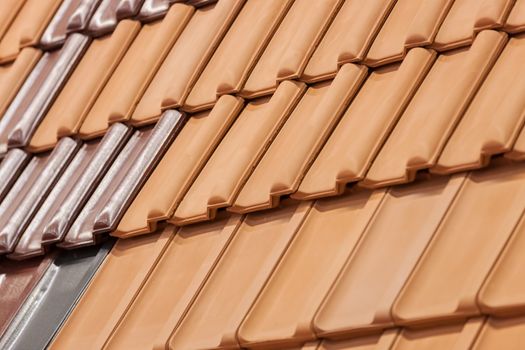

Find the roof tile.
xmin=319 ymin=330 xmax=398 ymax=350
xmin=0 ymin=149 xmax=30 ymax=204
xmin=473 ymin=317 xmax=525 ymax=349
xmin=504 ymin=0 xmax=525 ymax=33
xmin=136 ymin=0 xmax=171 ymax=22
xmin=88 ymin=0 xmax=144 ymax=36
xmin=0 ymin=0 xmax=26 ymax=44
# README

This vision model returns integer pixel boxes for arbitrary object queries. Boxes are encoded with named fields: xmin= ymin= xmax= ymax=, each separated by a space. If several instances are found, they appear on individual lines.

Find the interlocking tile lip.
xmin=0 ymin=254 xmax=55 ymax=338
xmin=132 ymin=0 xmax=245 ymax=125
xmin=0 ymin=0 xmax=26 ymax=45
xmin=183 ymin=0 xmax=293 ymax=113
xmin=239 ymin=0 xmax=343 ymax=99
xmin=104 ymin=213 xmax=241 ymax=350
xmin=0 ymin=138 xmax=78 ymax=256
xmin=88 ymin=0 xmax=144 ymax=36
xmin=433 ymin=35 xmax=525 ymax=175
xmin=186 ymin=0 xmax=218 ymax=8
xmin=80 ymin=6 xmax=193 ymax=138
xmin=301 ymin=0 xmax=396 ymax=83
xmin=472 ymin=316 xmax=525 ymax=348
xmin=313 ymin=174 xmax=465 ymax=340
xmin=136 ymin=0 xmax=171 ymax=22
xmin=114 ymin=95 xmax=242 ymax=238
xmin=167 ymin=200 xmax=312 ymax=350
xmin=230 ymin=64 xmax=367 ymax=214
xmin=171 ymin=81 xmax=306 ymax=226
xmin=29 ymin=20 xmax=140 ymax=153
xmin=295 ymin=48 xmax=436 ymax=201
xmin=41 ymin=0 xmax=102 ymax=49
xmin=504 ymin=0 xmax=525 ymax=33
xmin=49 ymin=227 xmax=173 ymax=350
xmin=0 ymin=241 xmax=113 ymax=350
xmin=393 ymin=160 xmax=525 ymax=328
xmin=0 ymin=0 xmax=62 ymax=64
xmin=319 ymin=329 xmax=398 ymax=350
xmin=361 ymin=30 xmax=508 ymax=189
xmin=0 ymin=149 xmax=30 ymax=205
xmin=238 ymin=189 xmax=385 ymax=349
xmin=364 ymin=0 xmax=453 ymax=67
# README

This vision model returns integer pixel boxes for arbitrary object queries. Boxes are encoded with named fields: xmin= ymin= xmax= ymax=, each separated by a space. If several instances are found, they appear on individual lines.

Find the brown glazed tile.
xmin=183 ymin=0 xmax=292 ymax=112
xmin=167 ymin=200 xmax=311 ymax=350
xmin=0 ymin=0 xmax=62 ymax=64
xmin=472 ymin=317 xmax=525 ymax=349
xmin=0 ymin=149 xmax=30 ymax=204
xmin=301 ymin=0 xmax=395 ymax=83
xmin=393 ymin=161 xmax=525 ymax=327
xmin=433 ymin=0 xmax=514 ymax=51
xmin=104 ymin=214 xmax=242 ymax=350
xmin=29 ymin=20 xmax=140 ymax=153
xmin=238 ymin=189 xmax=385 ymax=348
xmin=114 ymin=95 xmax=242 ymax=238
xmin=240 ymin=0 xmax=342 ymax=98
xmin=319 ymin=330 xmax=398 ymax=350
xmin=0 ymin=255 xmax=54 ymax=337
xmin=313 ymin=175 xmax=465 ymax=339
xmin=79 ymin=6 xmax=193 ymax=138
xmin=88 ymin=0 xmax=144 ymax=36
xmin=132 ymin=0 xmax=244 ymax=125
xmin=361 ymin=30 xmax=507 ymax=189
xmin=0 ymin=138 xmax=78 ymax=255
xmin=295 ymin=48 xmax=435 ymax=200
xmin=49 ymin=227 xmax=173 ymax=350
xmin=136 ymin=0 xmax=171 ymax=22
xmin=504 ymin=0 xmax=525 ymax=33
xmin=0 ymin=0 xmax=26 ymax=43
xmin=231 ymin=64 xmax=367 ymax=213
xmin=391 ymin=318 xmax=483 ymax=350
xmin=0 ymin=47 xmax=41 ymax=121
xmin=172 ymin=81 xmax=305 ymax=225
xmin=434 ymin=35 xmax=525 ymax=174
xmin=364 ymin=0 xmax=452 ymax=66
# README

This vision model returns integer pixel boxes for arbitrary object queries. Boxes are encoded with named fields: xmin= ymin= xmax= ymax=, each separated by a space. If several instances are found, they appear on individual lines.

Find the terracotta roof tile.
xmin=319 ymin=330 xmax=398 ymax=350
xmin=504 ymin=0 xmax=525 ymax=33
xmin=0 ymin=0 xmax=26 ymax=44
xmin=87 ymin=0 xmax=144 ymax=36
xmin=473 ymin=317 xmax=525 ymax=349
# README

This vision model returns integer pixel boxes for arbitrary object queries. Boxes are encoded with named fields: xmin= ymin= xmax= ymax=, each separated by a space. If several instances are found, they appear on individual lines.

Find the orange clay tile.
xmin=313 ymin=174 xmax=465 ymax=339
xmin=295 ymin=48 xmax=435 ymax=200
xmin=0 ymin=47 xmax=41 ymax=119
xmin=131 ymin=0 xmax=244 ymax=125
xmin=504 ymin=0 xmax=525 ymax=33
xmin=391 ymin=318 xmax=484 ymax=350
xmin=231 ymin=64 xmax=367 ymax=213
xmin=168 ymin=200 xmax=312 ymax=350
xmin=393 ymin=161 xmax=525 ymax=327
xmin=238 ymin=189 xmax=386 ymax=348
xmin=78 ymin=5 xmax=193 ymax=139
xmin=361 ymin=30 xmax=507 ymax=189
xmin=103 ymin=214 xmax=241 ymax=350
xmin=172 ymin=81 xmax=305 ymax=225
xmin=472 ymin=317 xmax=525 ymax=350
xmin=113 ymin=95 xmax=243 ymax=238
xmin=48 ymin=227 xmax=173 ymax=350
xmin=0 ymin=0 xmax=62 ymax=64
xmin=301 ymin=0 xmax=395 ymax=83
xmin=240 ymin=0 xmax=342 ymax=98
xmin=28 ymin=20 xmax=140 ymax=153
xmin=433 ymin=0 xmax=514 ymax=51
xmin=364 ymin=0 xmax=452 ymax=66
xmin=319 ymin=330 xmax=398 ymax=350
xmin=0 ymin=0 xmax=25 ymax=43
xmin=183 ymin=0 xmax=293 ymax=112
xmin=434 ymin=35 xmax=525 ymax=174
xmin=478 ymin=212 xmax=525 ymax=317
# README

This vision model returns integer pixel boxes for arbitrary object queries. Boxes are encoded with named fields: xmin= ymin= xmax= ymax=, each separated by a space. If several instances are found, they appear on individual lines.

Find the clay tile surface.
xmin=132 ymin=0 xmax=244 ymax=125
xmin=313 ymin=174 xmax=465 ymax=339
xmin=172 ymin=81 xmax=305 ymax=225
xmin=295 ymin=48 xmax=435 ymax=200
xmin=29 ymin=20 xmax=140 ymax=153
xmin=0 ymin=0 xmax=26 ymax=44
xmin=319 ymin=330 xmax=398 ymax=350
xmin=79 ymin=6 xmax=192 ymax=138
xmin=231 ymin=64 xmax=367 ymax=213
xmin=167 ymin=200 xmax=312 ymax=350
xmin=433 ymin=0 xmax=514 ymax=51
xmin=361 ymin=30 xmax=507 ymax=189
xmin=88 ymin=0 xmax=144 ymax=36
xmin=104 ymin=214 xmax=241 ymax=350
xmin=48 ymin=227 xmax=173 ymax=350
xmin=504 ymin=0 xmax=525 ymax=33
xmin=0 ymin=0 xmax=62 ymax=64
xmin=301 ymin=0 xmax=395 ymax=83
xmin=434 ymin=34 xmax=525 ymax=174
xmin=114 ymin=95 xmax=242 ymax=238
xmin=393 ymin=161 xmax=525 ymax=327
xmin=473 ymin=317 xmax=525 ymax=349
xmin=183 ymin=0 xmax=292 ymax=112
xmin=238 ymin=189 xmax=385 ymax=348
xmin=364 ymin=0 xmax=452 ymax=66
xmin=240 ymin=0 xmax=342 ymax=98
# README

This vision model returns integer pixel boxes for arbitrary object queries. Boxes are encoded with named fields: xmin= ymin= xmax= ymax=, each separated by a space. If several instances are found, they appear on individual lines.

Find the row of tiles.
xmin=20 ymin=158 xmax=525 ymax=348
xmin=3 ymin=0 xmax=525 ymax=157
